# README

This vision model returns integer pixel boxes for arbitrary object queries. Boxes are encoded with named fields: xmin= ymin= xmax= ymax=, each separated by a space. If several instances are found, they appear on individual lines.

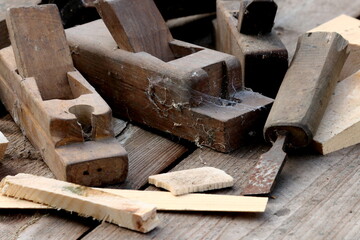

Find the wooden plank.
xmin=6 ymin=5 xmax=74 ymax=100
xmin=95 ymin=0 xmax=174 ymax=62
xmin=0 ymin=0 xmax=41 ymax=49
xmin=0 ymin=117 xmax=188 ymax=239
xmin=0 ymin=174 xmax=160 ymax=233
xmin=148 ymin=167 xmax=234 ymax=195
xmin=216 ymin=0 xmax=288 ymax=98
xmin=310 ymin=15 xmax=360 ymax=81
xmin=0 ymin=189 xmax=268 ymax=213
xmin=81 ymin=144 xmax=360 ymax=240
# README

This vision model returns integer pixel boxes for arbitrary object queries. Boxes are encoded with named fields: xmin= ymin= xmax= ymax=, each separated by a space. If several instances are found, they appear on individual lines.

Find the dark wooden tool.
xmin=216 ymin=0 xmax=288 ymax=98
xmin=0 ymin=5 xmax=128 ymax=186
xmin=65 ymin=0 xmax=273 ymax=153
xmin=237 ymin=0 xmax=277 ymax=35
xmin=242 ymin=32 xmax=349 ymax=195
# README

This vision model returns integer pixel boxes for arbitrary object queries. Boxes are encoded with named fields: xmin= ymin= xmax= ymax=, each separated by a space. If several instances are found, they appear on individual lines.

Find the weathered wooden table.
xmin=1 ymin=0 xmax=360 ymax=239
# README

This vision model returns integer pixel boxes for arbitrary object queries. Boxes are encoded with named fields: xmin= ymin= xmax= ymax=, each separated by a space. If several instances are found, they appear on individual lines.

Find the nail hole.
xmin=97 ymin=168 xmax=102 ymax=172
xmin=83 ymin=170 xmax=89 ymax=175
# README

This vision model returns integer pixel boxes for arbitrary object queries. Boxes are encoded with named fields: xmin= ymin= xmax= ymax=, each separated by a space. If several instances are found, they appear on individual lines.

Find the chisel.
xmin=241 ymin=32 xmax=348 ymax=196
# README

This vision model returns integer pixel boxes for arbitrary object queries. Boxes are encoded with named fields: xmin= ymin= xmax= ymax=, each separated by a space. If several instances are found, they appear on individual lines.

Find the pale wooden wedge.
xmin=0 ymin=174 xmax=159 ymax=233
xmin=0 ymin=189 xmax=268 ymax=212
xmin=148 ymin=167 xmax=234 ymax=195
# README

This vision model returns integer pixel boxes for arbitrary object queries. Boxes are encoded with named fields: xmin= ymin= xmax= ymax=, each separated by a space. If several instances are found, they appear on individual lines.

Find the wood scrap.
xmin=0 ymin=174 xmax=159 ymax=233
xmin=309 ymin=15 xmax=360 ymax=81
xmin=0 ymin=189 xmax=268 ymax=213
xmin=148 ymin=167 xmax=234 ymax=195
xmin=0 ymin=5 xmax=128 ymax=186
xmin=313 ymin=70 xmax=360 ymax=154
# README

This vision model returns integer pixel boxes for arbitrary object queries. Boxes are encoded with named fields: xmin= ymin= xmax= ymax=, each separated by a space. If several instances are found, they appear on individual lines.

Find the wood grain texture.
xmin=95 ymin=0 xmax=174 ymax=62
xmin=6 ymin=4 xmax=74 ymax=100
xmin=82 ymin=144 xmax=360 ymax=240
xmin=149 ymin=167 xmax=234 ymax=195
xmin=66 ymin=19 xmax=273 ymax=152
xmin=310 ymin=15 xmax=360 ymax=81
xmin=0 ymin=174 xmax=159 ymax=233
xmin=0 ymin=0 xmax=41 ymax=49
xmin=264 ymin=32 xmax=348 ymax=148
xmin=0 ymin=189 xmax=268 ymax=213
xmin=313 ymin=71 xmax=360 ymax=154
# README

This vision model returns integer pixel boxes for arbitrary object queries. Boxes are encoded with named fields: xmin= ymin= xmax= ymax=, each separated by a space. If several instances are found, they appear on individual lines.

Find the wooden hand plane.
xmin=65 ymin=0 xmax=273 ymax=153
xmin=216 ymin=0 xmax=288 ymax=98
xmin=0 ymin=5 xmax=128 ymax=186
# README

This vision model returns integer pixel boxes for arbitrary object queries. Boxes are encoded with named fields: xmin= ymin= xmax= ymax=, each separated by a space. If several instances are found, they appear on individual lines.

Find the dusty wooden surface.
xmin=1 ymin=0 xmax=360 ymax=239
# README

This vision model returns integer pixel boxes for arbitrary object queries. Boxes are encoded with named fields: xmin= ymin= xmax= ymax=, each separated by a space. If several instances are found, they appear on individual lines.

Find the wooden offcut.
xmin=149 ymin=167 xmax=234 ymax=195
xmin=0 ymin=5 xmax=128 ymax=186
xmin=313 ymin=71 xmax=360 ymax=154
xmin=65 ymin=0 xmax=273 ymax=153
xmin=0 ymin=174 xmax=159 ymax=233
xmin=0 ymin=189 xmax=268 ymax=213
xmin=310 ymin=15 xmax=360 ymax=81
xmin=216 ymin=0 xmax=288 ymax=98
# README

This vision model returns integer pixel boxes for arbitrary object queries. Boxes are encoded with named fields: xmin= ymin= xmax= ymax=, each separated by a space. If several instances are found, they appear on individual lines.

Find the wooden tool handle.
xmin=264 ymin=32 xmax=348 ymax=148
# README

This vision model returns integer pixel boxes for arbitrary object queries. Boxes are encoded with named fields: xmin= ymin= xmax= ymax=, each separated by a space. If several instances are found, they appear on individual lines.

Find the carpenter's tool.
xmin=242 ymin=32 xmax=348 ymax=195
xmin=0 ymin=5 xmax=128 ymax=186
xmin=65 ymin=0 xmax=274 ymax=153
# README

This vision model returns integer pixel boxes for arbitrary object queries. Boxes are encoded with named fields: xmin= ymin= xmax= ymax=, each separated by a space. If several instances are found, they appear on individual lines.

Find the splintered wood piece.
xmin=0 ymin=5 xmax=128 ymax=186
xmin=0 ymin=132 xmax=8 ymax=160
xmin=310 ymin=15 xmax=360 ymax=81
xmin=241 ymin=134 xmax=287 ymax=195
xmin=94 ymin=0 xmax=174 ymax=61
xmin=216 ymin=0 xmax=288 ymax=98
xmin=148 ymin=167 xmax=234 ymax=195
xmin=6 ymin=4 xmax=74 ymax=100
xmin=0 ymin=189 xmax=268 ymax=213
xmin=264 ymin=32 xmax=349 ymax=148
xmin=313 ymin=70 xmax=360 ymax=154
xmin=0 ymin=174 xmax=159 ymax=233
xmin=237 ymin=0 xmax=278 ymax=35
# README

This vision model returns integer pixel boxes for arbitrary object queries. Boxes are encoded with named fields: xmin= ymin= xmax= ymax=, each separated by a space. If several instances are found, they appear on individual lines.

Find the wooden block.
xmin=216 ymin=0 xmax=288 ymax=98
xmin=265 ymin=32 xmax=348 ymax=148
xmin=237 ymin=0 xmax=277 ymax=35
xmin=149 ymin=167 xmax=234 ymax=195
xmin=6 ymin=5 xmax=74 ymax=100
xmin=310 ymin=15 xmax=360 ymax=81
xmin=0 ymin=5 xmax=128 ymax=186
xmin=0 ymin=174 xmax=159 ymax=233
xmin=95 ymin=0 xmax=174 ymax=62
xmin=0 ymin=132 xmax=8 ymax=160
xmin=66 ymin=18 xmax=273 ymax=153
xmin=0 ymin=189 xmax=268 ymax=213
xmin=313 ymin=71 xmax=360 ymax=154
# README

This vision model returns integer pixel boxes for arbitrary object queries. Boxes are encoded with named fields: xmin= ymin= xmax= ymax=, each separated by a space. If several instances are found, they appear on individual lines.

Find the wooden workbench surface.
xmin=1 ymin=0 xmax=360 ymax=239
